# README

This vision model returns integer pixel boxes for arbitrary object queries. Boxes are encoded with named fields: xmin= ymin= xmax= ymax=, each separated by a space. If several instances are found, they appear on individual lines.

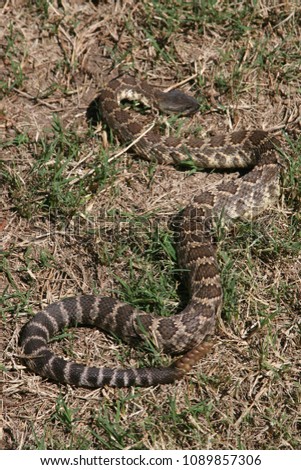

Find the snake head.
xmin=157 ymin=89 xmax=199 ymax=116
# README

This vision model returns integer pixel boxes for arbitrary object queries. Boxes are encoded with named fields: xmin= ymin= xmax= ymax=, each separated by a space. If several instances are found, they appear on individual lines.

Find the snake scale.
xmin=20 ymin=75 xmax=281 ymax=388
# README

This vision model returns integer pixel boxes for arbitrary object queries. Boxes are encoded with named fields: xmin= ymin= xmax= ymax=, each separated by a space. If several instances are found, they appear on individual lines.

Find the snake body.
xmin=20 ymin=75 xmax=281 ymax=388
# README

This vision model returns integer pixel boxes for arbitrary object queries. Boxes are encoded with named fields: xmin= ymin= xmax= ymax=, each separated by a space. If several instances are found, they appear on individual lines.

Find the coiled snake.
xmin=20 ymin=75 xmax=281 ymax=388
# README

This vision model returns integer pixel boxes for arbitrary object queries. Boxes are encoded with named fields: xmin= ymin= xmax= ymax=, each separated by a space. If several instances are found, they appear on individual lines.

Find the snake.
xmin=19 ymin=75 xmax=281 ymax=388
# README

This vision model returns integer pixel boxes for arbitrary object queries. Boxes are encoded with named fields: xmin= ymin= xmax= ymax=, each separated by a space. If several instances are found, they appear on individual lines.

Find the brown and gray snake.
xmin=20 ymin=75 xmax=281 ymax=388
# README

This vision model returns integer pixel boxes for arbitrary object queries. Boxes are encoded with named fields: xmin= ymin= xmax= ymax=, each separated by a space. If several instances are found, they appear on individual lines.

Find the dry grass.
xmin=1 ymin=0 xmax=301 ymax=450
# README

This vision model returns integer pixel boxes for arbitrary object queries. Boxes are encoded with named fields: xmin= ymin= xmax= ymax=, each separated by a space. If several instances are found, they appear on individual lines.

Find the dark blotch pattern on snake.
xmin=20 ymin=75 xmax=281 ymax=388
